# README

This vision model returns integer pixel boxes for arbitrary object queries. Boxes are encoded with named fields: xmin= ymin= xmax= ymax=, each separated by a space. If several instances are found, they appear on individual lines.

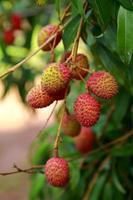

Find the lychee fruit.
xmin=3 ymin=28 xmax=15 ymax=45
xmin=74 ymin=93 xmax=101 ymax=127
xmin=38 ymin=24 xmax=62 ymax=51
xmin=60 ymin=51 xmax=71 ymax=63
xmin=75 ymin=127 xmax=96 ymax=154
xmin=62 ymin=113 xmax=81 ymax=137
xmin=86 ymin=71 xmax=118 ymax=99
xmin=52 ymin=86 xmax=70 ymax=101
xmin=45 ymin=157 xmax=69 ymax=187
xmin=41 ymin=63 xmax=71 ymax=96
xmin=26 ymin=84 xmax=54 ymax=108
xmin=11 ymin=13 xmax=22 ymax=30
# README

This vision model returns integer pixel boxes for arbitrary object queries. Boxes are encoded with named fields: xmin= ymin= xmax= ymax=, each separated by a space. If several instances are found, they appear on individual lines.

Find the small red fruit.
xmin=45 ymin=157 xmax=69 ymax=187
xmin=38 ymin=24 xmax=62 ymax=51
xmin=74 ymin=93 xmax=101 ymax=127
xmin=3 ymin=28 xmax=15 ymax=45
xmin=26 ymin=85 xmax=54 ymax=108
xmin=62 ymin=113 xmax=81 ymax=137
xmin=86 ymin=71 xmax=118 ymax=99
xmin=11 ymin=13 xmax=22 ymax=29
xmin=41 ymin=63 xmax=71 ymax=96
xmin=75 ymin=127 xmax=96 ymax=154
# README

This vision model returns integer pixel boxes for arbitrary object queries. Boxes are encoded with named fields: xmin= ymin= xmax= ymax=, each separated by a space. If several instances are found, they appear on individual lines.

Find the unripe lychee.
xmin=75 ymin=127 xmax=96 ymax=154
xmin=86 ymin=71 xmax=118 ymax=99
xmin=41 ymin=63 xmax=71 ymax=96
xmin=38 ymin=24 xmax=62 ymax=51
xmin=74 ymin=93 xmax=101 ymax=127
xmin=26 ymin=85 xmax=54 ymax=108
xmin=3 ymin=28 xmax=15 ymax=45
xmin=45 ymin=157 xmax=69 ymax=187
xmin=11 ymin=13 xmax=22 ymax=29
xmin=62 ymin=113 xmax=81 ymax=137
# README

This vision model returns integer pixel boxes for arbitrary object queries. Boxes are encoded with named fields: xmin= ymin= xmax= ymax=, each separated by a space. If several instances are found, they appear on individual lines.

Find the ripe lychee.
xmin=41 ymin=63 xmax=71 ymax=96
xmin=38 ymin=24 xmax=62 ymax=51
xmin=11 ymin=13 xmax=22 ymax=29
xmin=3 ymin=28 xmax=14 ymax=45
xmin=26 ymin=84 xmax=54 ymax=108
xmin=74 ymin=93 xmax=101 ymax=127
xmin=86 ymin=71 xmax=118 ymax=99
xmin=62 ymin=113 xmax=81 ymax=137
xmin=52 ymin=86 xmax=70 ymax=101
xmin=75 ymin=127 xmax=96 ymax=154
xmin=45 ymin=157 xmax=69 ymax=187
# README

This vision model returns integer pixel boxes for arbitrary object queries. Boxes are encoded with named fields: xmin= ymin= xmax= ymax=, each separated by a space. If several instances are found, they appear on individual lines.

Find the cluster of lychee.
xmin=3 ymin=13 xmax=22 ymax=45
xmin=26 ymin=24 xmax=118 ymax=187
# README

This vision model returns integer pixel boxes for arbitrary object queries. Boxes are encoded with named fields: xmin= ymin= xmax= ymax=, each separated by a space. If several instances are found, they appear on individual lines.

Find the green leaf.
xmin=112 ymin=143 xmax=133 ymax=157
xmin=89 ymin=0 xmax=115 ymax=29
xmin=117 ymin=0 xmax=133 ymax=11
xmin=103 ymin=182 xmax=113 ymax=200
xmin=112 ymin=170 xmax=126 ymax=194
xmin=70 ymin=160 xmax=81 ymax=190
xmin=117 ymin=6 xmax=133 ymax=64
xmin=71 ymin=0 xmax=85 ymax=16
xmin=62 ymin=15 xmax=80 ymax=50
xmin=90 ymin=172 xmax=107 ymax=200
xmin=55 ymin=0 xmax=61 ymax=17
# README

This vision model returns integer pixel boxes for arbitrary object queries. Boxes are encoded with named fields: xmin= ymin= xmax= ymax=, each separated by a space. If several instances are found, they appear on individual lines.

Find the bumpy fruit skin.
xmin=26 ymin=85 xmax=54 ymax=108
xmin=45 ymin=157 xmax=69 ymax=187
xmin=87 ymin=71 xmax=118 ymax=99
xmin=3 ymin=29 xmax=14 ymax=45
xmin=62 ymin=113 xmax=81 ymax=137
xmin=11 ymin=13 xmax=22 ymax=29
xmin=41 ymin=63 xmax=71 ymax=96
xmin=38 ymin=24 xmax=62 ymax=51
xmin=75 ymin=127 xmax=95 ymax=154
xmin=74 ymin=93 xmax=101 ymax=127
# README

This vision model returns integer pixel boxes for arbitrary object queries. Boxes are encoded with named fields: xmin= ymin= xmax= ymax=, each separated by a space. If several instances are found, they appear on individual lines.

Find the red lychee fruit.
xmin=11 ymin=13 xmax=22 ymax=29
xmin=62 ymin=113 xmax=81 ymax=137
xmin=52 ymin=86 xmax=70 ymax=101
xmin=60 ymin=51 xmax=71 ymax=63
xmin=3 ymin=28 xmax=15 ymax=45
xmin=75 ymin=127 xmax=96 ymax=154
xmin=26 ymin=84 xmax=54 ymax=108
xmin=86 ymin=71 xmax=118 ymax=99
xmin=38 ymin=24 xmax=62 ymax=51
xmin=74 ymin=93 xmax=101 ymax=127
xmin=45 ymin=157 xmax=69 ymax=187
xmin=41 ymin=63 xmax=71 ymax=96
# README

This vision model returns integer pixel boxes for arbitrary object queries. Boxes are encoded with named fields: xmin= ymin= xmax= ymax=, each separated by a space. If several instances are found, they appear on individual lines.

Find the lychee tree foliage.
xmin=0 ymin=0 xmax=133 ymax=200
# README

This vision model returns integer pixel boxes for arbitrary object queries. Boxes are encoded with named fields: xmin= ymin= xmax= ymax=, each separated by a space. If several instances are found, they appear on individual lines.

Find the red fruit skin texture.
xmin=3 ymin=29 xmax=14 ymax=45
xmin=41 ymin=63 xmax=71 ymax=96
xmin=62 ymin=113 xmax=81 ymax=137
xmin=11 ymin=13 xmax=22 ymax=29
xmin=52 ymin=87 xmax=70 ymax=101
xmin=26 ymin=85 xmax=54 ymax=109
xmin=38 ymin=24 xmax=62 ymax=51
xmin=75 ymin=127 xmax=96 ymax=154
xmin=87 ymin=71 xmax=118 ymax=99
xmin=45 ymin=157 xmax=69 ymax=187
xmin=74 ymin=93 xmax=101 ymax=127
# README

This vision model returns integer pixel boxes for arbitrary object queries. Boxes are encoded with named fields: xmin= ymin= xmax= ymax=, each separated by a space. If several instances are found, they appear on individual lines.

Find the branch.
xmin=0 ymin=164 xmax=44 ymax=176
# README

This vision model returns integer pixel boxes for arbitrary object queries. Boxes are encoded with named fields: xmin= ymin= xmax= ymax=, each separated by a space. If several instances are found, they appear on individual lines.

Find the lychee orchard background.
xmin=0 ymin=0 xmax=133 ymax=199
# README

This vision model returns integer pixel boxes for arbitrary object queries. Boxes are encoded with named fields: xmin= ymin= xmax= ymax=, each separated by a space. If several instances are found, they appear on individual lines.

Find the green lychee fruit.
xmin=41 ymin=63 xmax=71 ymax=96
xmin=45 ymin=157 xmax=69 ymax=187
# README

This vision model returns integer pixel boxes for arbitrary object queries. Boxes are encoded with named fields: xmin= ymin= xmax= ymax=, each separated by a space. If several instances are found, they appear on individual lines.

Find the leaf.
xmin=70 ymin=160 xmax=81 ymax=190
xmin=117 ymin=6 xmax=133 ymax=64
xmin=89 ymin=0 xmax=115 ymax=29
xmin=90 ymin=172 xmax=107 ymax=200
xmin=112 ymin=143 xmax=133 ymax=157
xmin=55 ymin=0 xmax=61 ymax=17
xmin=103 ymin=182 xmax=113 ymax=200
xmin=62 ymin=15 xmax=80 ymax=50
xmin=71 ymin=0 xmax=85 ymax=16
xmin=117 ymin=0 xmax=133 ymax=11
xmin=112 ymin=170 xmax=126 ymax=194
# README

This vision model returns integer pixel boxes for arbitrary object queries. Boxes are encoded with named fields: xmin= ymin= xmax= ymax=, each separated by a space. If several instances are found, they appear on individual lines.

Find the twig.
xmin=37 ymin=101 xmax=58 ymax=138
xmin=60 ymin=4 xmax=71 ymax=23
xmin=68 ymin=129 xmax=133 ymax=161
xmin=77 ymin=70 xmax=86 ymax=83
xmin=0 ymin=164 xmax=44 ymax=176
xmin=83 ymin=156 xmax=110 ymax=200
